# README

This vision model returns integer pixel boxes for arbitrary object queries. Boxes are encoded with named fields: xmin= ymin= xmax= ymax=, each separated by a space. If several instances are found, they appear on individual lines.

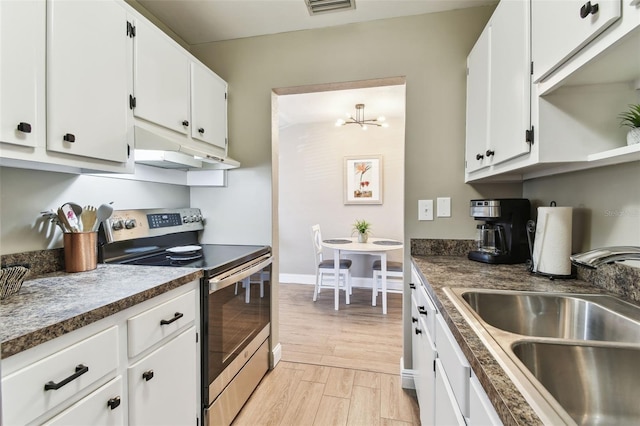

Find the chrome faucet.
xmin=570 ymin=246 xmax=640 ymax=269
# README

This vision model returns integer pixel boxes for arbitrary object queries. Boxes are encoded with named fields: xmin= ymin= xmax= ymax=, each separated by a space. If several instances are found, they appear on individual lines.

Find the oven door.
xmin=203 ymin=254 xmax=272 ymax=409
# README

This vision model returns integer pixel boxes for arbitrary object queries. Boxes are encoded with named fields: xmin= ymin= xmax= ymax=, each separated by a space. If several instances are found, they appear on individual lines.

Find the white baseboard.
xmin=400 ymin=356 xmax=417 ymax=389
xmin=279 ymin=273 xmax=403 ymax=292
xmin=271 ymin=342 xmax=282 ymax=368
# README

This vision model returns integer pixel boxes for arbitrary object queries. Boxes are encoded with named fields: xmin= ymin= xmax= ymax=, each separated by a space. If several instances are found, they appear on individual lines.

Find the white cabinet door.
xmin=134 ymin=18 xmax=190 ymax=135
xmin=435 ymin=360 xmax=466 ymax=426
xmin=0 ymin=0 xmax=45 ymax=148
xmin=128 ymin=327 xmax=197 ymax=426
xmin=47 ymin=0 xmax=131 ymax=163
xmin=191 ymin=61 xmax=227 ymax=149
xmin=465 ymin=25 xmax=491 ymax=173
xmin=532 ymin=0 xmax=622 ymax=81
xmin=469 ymin=375 xmax=503 ymax=426
xmin=43 ymin=377 xmax=125 ymax=426
xmin=417 ymin=318 xmax=437 ymax=426
xmin=487 ymin=0 xmax=531 ymax=165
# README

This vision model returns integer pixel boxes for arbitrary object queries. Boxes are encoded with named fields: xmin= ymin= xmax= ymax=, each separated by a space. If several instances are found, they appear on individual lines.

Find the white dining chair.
xmin=311 ymin=224 xmax=352 ymax=305
xmin=372 ymin=260 xmax=403 ymax=308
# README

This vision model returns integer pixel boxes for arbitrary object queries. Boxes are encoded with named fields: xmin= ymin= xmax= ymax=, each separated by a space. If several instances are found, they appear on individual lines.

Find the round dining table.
xmin=321 ymin=237 xmax=403 ymax=314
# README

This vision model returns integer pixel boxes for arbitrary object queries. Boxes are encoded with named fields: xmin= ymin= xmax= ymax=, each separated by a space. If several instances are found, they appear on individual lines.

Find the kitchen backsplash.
xmin=1 ymin=249 xmax=64 ymax=277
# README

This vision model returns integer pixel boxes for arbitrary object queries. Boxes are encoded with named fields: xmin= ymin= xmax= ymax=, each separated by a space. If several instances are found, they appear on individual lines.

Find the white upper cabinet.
xmin=0 ymin=0 xmax=45 ymax=149
xmin=465 ymin=25 xmax=491 ymax=174
xmin=133 ymin=18 xmax=191 ymax=135
xmin=532 ymin=0 xmax=622 ymax=82
xmin=47 ymin=0 xmax=131 ymax=163
xmin=465 ymin=0 xmax=531 ymax=180
xmin=191 ymin=61 xmax=228 ymax=150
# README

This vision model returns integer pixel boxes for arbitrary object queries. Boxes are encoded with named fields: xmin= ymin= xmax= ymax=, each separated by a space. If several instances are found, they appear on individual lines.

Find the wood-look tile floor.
xmin=233 ymin=283 xmax=420 ymax=426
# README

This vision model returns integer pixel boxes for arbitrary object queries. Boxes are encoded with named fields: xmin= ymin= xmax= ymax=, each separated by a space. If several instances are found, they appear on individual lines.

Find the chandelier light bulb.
xmin=377 ymin=116 xmax=386 ymax=122
xmin=381 ymin=122 xmax=389 ymax=128
xmin=362 ymin=125 xmax=368 ymax=130
xmin=335 ymin=118 xmax=346 ymax=126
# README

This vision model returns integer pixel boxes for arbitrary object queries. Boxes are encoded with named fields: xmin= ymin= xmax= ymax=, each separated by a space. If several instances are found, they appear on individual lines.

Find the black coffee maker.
xmin=468 ymin=199 xmax=531 ymax=264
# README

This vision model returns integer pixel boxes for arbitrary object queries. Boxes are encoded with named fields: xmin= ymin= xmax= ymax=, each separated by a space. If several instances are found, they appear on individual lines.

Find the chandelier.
xmin=335 ymin=103 xmax=388 ymax=130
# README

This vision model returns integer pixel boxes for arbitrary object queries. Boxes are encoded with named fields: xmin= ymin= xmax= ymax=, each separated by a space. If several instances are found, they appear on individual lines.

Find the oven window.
xmin=207 ymin=265 xmax=270 ymax=384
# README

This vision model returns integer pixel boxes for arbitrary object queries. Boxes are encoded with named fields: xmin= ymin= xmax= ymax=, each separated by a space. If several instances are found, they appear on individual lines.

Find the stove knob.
xmin=182 ymin=216 xmax=189 ymax=223
xmin=111 ymin=220 xmax=124 ymax=231
xmin=194 ymin=215 xmax=202 ymax=222
xmin=190 ymin=215 xmax=197 ymax=223
xmin=124 ymin=219 xmax=137 ymax=229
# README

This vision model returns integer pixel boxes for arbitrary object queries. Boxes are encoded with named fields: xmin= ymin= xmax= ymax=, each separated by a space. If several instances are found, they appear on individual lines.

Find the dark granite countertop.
xmin=411 ymin=255 xmax=640 ymax=426
xmin=0 ymin=264 xmax=202 ymax=359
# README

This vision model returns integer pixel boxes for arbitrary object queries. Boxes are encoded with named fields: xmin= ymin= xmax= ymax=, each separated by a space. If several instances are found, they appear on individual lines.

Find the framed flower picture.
xmin=344 ymin=155 xmax=383 ymax=204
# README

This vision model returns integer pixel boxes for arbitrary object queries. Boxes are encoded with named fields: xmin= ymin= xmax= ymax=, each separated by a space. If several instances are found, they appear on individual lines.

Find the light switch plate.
xmin=418 ymin=200 xmax=433 ymax=221
xmin=437 ymin=197 xmax=451 ymax=217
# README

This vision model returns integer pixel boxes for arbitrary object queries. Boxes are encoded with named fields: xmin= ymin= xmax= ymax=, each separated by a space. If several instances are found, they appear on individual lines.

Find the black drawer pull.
xmin=412 ymin=316 xmax=418 ymax=323
xmin=44 ymin=364 xmax=89 ymax=391
xmin=415 ymin=328 xmax=422 ymax=335
xmin=160 ymin=311 xmax=184 ymax=325
xmin=476 ymin=153 xmax=484 ymax=160
xmin=409 ymin=283 xmax=416 ymax=290
xmin=485 ymin=149 xmax=495 ymax=157
xmin=580 ymin=1 xmax=599 ymax=18
xmin=107 ymin=396 xmax=121 ymax=410
xmin=17 ymin=122 xmax=32 ymax=133
xmin=142 ymin=370 xmax=154 ymax=381
xmin=418 ymin=307 xmax=428 ymax=316
xmin=182 ymin=120 xmax=189 ymax=127
xmin=63 ymin=133 xmax=75 ymax=143
xmin=198 ymin=127 xmax=205 ymax=134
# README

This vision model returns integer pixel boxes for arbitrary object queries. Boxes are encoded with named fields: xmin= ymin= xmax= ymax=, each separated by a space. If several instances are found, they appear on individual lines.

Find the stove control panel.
xmin=103 ymin=208 xmax=204 ymax=242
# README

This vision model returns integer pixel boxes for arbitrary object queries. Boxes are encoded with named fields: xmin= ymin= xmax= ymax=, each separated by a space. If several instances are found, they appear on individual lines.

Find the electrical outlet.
xmin=437 ymin=197 xmax=451 ymax=217
xmin=418 ymin=200 xmax=433 ymax=221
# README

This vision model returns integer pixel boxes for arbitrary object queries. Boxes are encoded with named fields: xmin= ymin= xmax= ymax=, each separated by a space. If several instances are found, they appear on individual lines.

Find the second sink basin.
xmin=461 ymin=291 xmax=640 ymax=343
xmin=513 ymin=342 xmax=640 ymax=425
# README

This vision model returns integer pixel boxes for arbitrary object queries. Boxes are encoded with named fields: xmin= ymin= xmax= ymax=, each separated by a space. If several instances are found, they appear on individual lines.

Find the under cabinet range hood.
xmin=133 ymin=123 xmax=240 ymax=170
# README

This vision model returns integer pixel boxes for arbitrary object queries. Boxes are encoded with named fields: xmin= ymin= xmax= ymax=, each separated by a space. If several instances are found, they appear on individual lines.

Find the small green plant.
xmin=618 ymin=104 xmax=640 ymax=128
xmin=352 ymin=219 xmax=371 ymax=235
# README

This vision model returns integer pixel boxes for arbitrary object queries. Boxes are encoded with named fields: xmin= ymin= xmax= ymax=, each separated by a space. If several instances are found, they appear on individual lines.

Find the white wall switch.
xmin=418 ymin=199 xmax=433 ymax=221
xmin=437 ymin=197 xmax=451 ymax=217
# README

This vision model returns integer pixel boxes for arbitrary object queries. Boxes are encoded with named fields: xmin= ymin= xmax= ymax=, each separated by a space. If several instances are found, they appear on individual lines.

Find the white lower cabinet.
xmin=410 ymin=262 xmax=503 ymax=426
xmin=128 ymin=326 xmax=197 ymax=426
xmin=1 ymin=281 xmax=199 ymax=426
xmin=43 ymin=377 xmax=125 ymax=426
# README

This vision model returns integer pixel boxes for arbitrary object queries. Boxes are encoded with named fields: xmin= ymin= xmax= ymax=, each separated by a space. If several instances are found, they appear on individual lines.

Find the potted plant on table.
xmin=618 ymin=103 xmax=640 ymax=146
xmin=353 ymin=219 xmax=372 ymax=243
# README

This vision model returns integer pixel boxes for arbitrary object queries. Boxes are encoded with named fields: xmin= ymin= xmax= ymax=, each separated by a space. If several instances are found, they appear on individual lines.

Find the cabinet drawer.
xmin=128 ymin=289 xmax=196 ymax=357
xmin=2 ymin=326 xmax=118 ymax=425
xmin=435 ymin=360 xmax=466 ymax=426
xmin=43 ymin=376 xmax=125 ymax=426
xmin=469 ymin=375 xmax=503 ymax=426
xmin=436 ymin=314 xmax=471 ymax=418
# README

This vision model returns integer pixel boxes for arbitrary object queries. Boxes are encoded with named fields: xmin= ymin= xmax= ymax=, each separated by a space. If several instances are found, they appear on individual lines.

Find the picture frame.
xmin=344 ymin=155 xmax=383 ymax=205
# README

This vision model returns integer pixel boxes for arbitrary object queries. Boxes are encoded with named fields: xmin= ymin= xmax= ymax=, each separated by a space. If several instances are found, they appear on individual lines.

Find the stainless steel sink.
xmin=444 ymin=288 xmax=640 ymax=425
xmin=513 ymin=342 xmax=640 ymax=426
xmin=461 ymin=291 xmax=640 ymax=343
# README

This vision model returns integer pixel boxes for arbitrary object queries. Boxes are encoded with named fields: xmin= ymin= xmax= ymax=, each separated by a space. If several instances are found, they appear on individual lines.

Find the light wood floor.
xmin=233 ymin=283 xmax=420 ymax=426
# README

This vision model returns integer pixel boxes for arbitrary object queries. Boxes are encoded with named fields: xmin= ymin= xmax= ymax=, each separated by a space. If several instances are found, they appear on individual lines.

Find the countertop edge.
xmin=1 ymin=270 xmax=202 ymax=359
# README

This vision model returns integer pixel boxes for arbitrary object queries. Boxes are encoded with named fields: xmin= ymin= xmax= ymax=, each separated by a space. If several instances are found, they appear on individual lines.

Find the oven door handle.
xmin=208 ymin=255 xmax=272 ymax=293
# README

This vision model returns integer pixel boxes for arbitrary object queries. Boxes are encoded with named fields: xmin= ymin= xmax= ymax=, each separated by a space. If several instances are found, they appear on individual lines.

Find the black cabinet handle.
xmin=198 ymin=127 xmax=205 ymax=134
xmin=44 ymin=364 xmax=89 ymax=391
xmin=418 ymin=307 xmax=428 ymax=316
xmin=412 ymin=316 xmax=418 ymax=323
xmin=182 ymin=120 xmax=189 ymax=127
xmin=580 ymin=1 xmax=599 ymax=18
xmin=476 ymin=153 xmax=484 ymax=160
xmin=63 ymin=133 xmax=75 ymax=143
xmin=160 ymin=311 xmax=184 ymax=325
xmin=409 ymin=283 xmax=416 ymax=290
xmin=415 ymin=328 xmax=422 ymax=335
xmin=107 ymin=396 xmax=121 ymax=410
xmin=17 ymin=122 xmax=32 ymax=133
xmin=142 ymin=370 xmax=154 ymax=381
xmin=485 ymin=149 xmax=495 ymax=157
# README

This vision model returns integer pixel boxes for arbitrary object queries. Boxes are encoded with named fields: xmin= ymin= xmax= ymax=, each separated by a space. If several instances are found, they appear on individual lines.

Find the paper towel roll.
xmin=532 ymin=206 xmax=573 ymax=276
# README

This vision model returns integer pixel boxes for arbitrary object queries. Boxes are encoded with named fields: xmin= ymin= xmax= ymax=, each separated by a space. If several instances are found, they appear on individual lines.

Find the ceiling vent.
xmin=305 ymin=0 xmax=355 ymax=15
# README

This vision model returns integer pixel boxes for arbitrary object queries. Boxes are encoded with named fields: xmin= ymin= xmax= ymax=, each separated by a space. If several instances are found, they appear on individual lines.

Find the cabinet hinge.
xmin=127 ymin=21 xmax=136 ymax=38
xmin=127 ymin=144 xmax=131 ymax=158
xmin=466 ymin=67 xmax=469 ymax=76
xmin=433 ymin=359 xmax=436 ymax=372
xmin=129 ymin=95 xmax=136 ymax=110
xmin=530 ymin=61 xmax=534 ymax=75
xmin=525 ymin=126 xmax=535 ymax=145
xmin=196 ymin=332 xmax=199 ymax=343
xmin=225 ymin=138 xmax=228 ymax=147
xmin=224 ymin=92 xmax=228 ymax=100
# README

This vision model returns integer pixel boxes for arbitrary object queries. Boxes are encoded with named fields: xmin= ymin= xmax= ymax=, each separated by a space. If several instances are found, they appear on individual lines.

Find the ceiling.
xmin=136 ymin=0 xmax=497 ymax=44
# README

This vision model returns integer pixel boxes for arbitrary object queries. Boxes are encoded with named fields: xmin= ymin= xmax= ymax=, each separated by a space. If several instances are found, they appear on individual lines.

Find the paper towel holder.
xmin=527 ymin=201 xmax=576 ymax=280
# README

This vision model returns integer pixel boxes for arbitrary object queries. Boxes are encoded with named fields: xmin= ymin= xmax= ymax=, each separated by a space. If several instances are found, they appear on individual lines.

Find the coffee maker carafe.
xmin=468 ymin=199 xmax=531 ymax=264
